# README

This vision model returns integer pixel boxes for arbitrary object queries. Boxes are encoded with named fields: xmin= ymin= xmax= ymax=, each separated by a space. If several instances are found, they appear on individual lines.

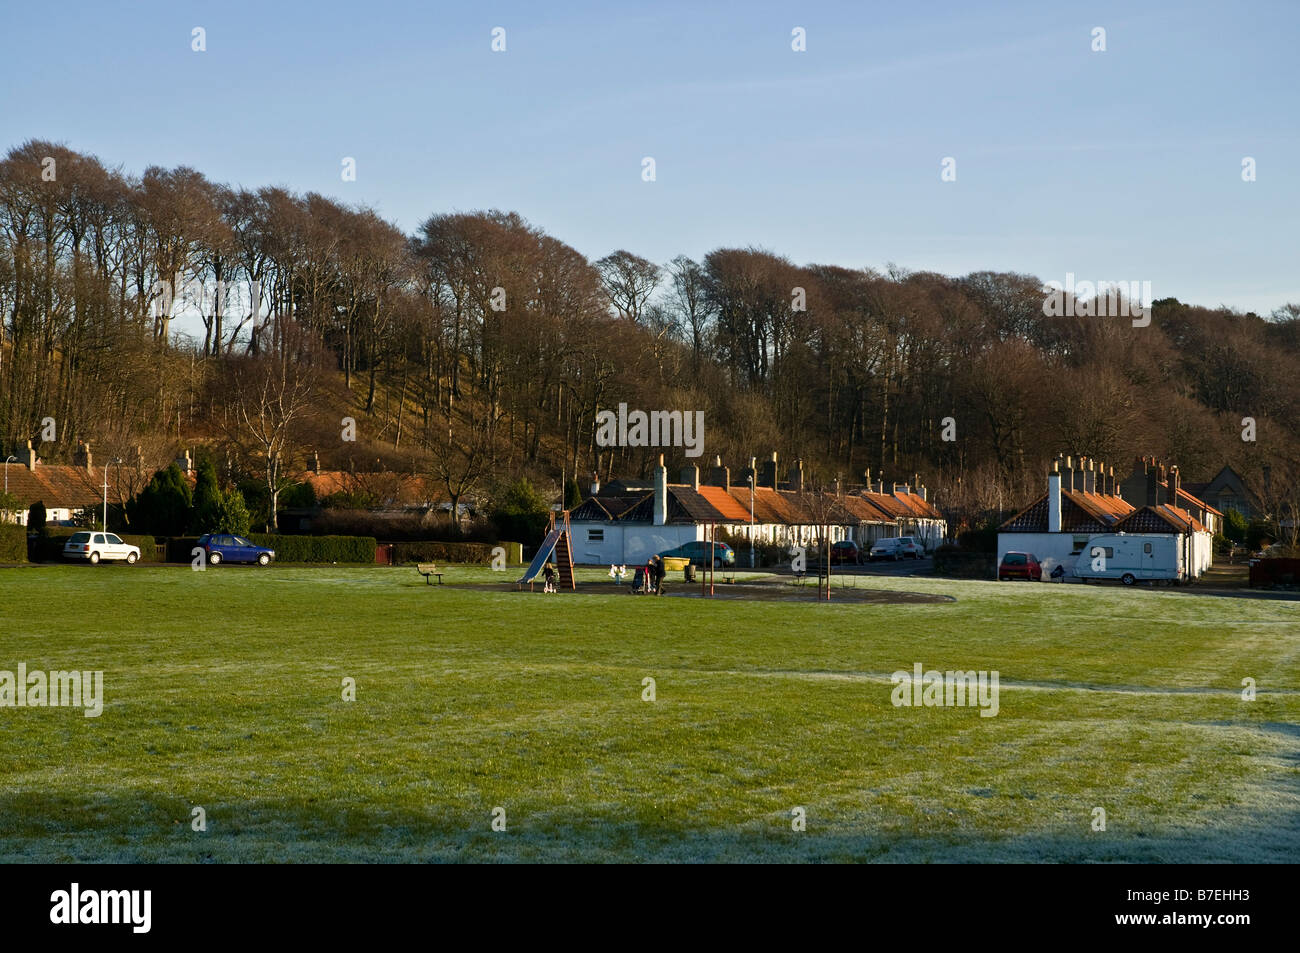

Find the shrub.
xmin=1222 ymin=508 xmax=1248 ymax=544
xmin=0 ymin=524 xmax=26 ymax=563
xmin=215 ymin=489 xmax=251 ymax=535
xmin=304 ymin=508 xmax=498 ymax=543
xmin=279 ymin=481 xmax=318 ymax=509
xmin=490 ymin=478 xmax=551 ymax=544
xmin=166 ymin=537 xmax=202 ymax=563
xmin=189 ymin=458 xmax=222 ymax=533
xmin=239 ymin=479 xmax=272 ymax=532
xmin=128 ymin=464 xmax=192 ymax=536
xmin=563 ymin=477 xmax=582 ymax=510
xmin=933 ymin=545 xmax=996 ymax=579
xmin=957 ymin=525 xmax=998 ymax=553
xmin=247 ymin=533 xmax=376 ymax=564
xmin=390 ymin=540 xmax=496 ymax=565
xmin=28 ymin=501 xmax=46 ymax=535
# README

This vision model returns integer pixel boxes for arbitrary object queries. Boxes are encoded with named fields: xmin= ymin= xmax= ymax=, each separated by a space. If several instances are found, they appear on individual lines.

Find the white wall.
xmin=571 ymin=522 xmax=703 ymax=566
xmin=11 ymin=507 xmax=76 ymax=526
xmin=997 ymin=532 xmax=1083 ymax=577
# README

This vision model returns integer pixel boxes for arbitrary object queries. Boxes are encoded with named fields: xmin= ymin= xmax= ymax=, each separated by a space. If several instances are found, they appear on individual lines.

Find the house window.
xmin=1143 ymin=542 xmax=1152 ymax=554
xmin=1071 ymin=535 xmax=1090 ymax=555
xmin=588 ymin=529 xmax=604 ymax=543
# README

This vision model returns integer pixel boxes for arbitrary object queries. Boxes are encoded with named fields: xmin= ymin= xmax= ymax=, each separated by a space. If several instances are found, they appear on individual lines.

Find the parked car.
xmin=196 ymin=533 xmax=276 ymax=566
xmin=869 ymin=536 xmax=924 ymax=561
xmin=998 ymin=551 xmax=1042 ymax=581
xmin=658 ymin=540 xmax=735 ymax=567
xmin=830 ymin=540 xmax=861 ymax=564
xmin=63 ymin=531 xmax=141 ymax=565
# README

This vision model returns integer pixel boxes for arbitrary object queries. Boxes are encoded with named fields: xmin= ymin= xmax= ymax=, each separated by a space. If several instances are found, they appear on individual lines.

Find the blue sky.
xmin=3 ymin=0 xmax=1296 ymax=313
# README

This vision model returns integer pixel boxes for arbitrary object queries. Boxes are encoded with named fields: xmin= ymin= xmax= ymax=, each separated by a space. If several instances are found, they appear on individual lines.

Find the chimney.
xmin=1062 ymin=456 xmax=1073 ymax=494
xmin=653 ymin=454 xmax=668 ymax=526
xmin=761 ymin=452 xmax=779 ymax=491
xmin=22 ymin=440 xmax=37 ymax=471
xmin=590 ymin=470 xmax=601 ymax=495
xmin=706 ymin=455 xmax=726 ymax=490
xmin=917 ymin=483 xmax=928 ymax=502
xmin=308 ymin=450 xmax=320 ymax=474
xmin=1157 ymin=464 xmax=1168 ymax=505
xmin=1169 ymin=465 xmax=1181 ymax=506
xmin=175 ymin=449 xmax=192 ymax=475
xmin=1085 ymin=459 xmax=1096 ymax=494
xmin=736 ymin=456 xmax=756 ymax=492
xmin=1146 ymin=466 xmax=1159 ymax=507
xmin=863 ymin=468 xmax=872 ymax=490
xmin=680 ymin=463 xmax=700 ymax=491
xmin=833 ymin=477 xmax=841 ymax=496
xmin=1048 ymin=462 xmax=1062 ymax=533
xmin=893 ymin=482 xmax=908 ymax=496
xmin=787 ymin=459 xmax=804 ymax=493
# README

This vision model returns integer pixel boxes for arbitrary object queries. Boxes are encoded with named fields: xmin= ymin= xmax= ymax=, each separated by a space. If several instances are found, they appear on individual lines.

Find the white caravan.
xmin=1072 ymin=533 xmax=1184 ymax=585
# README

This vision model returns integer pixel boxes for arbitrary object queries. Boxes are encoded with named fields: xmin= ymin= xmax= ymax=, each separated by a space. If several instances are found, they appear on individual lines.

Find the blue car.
xmin=658 ymin=540 xmax=736 ymax=567
xmin=197 ymin=533 xmax=276 ymax=566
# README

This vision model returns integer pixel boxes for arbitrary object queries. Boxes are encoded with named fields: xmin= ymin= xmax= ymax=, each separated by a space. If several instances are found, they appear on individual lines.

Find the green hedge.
xmin=933 ymin=546 xmax=996 ymax=579
xmin=390 ymin=540 xmax=496 ymax=565
xmin=0 ymin=524 xmax=26 ymax=563
xmin=165 ymin=534 xmax=377 ymax=563
xmin=166 ymin=537 xmax=202 ymax=563
xmin=248 ymin=533 xmax=376 ymax=564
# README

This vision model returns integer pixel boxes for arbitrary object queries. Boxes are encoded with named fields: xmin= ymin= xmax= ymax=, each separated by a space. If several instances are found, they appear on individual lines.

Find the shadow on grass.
xmin=1 ymin=786 xmax=1295 ymax=863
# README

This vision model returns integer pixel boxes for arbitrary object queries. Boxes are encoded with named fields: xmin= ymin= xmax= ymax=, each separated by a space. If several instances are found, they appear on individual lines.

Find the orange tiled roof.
xmin=696 ymin=485 xmax=752 ymax=521
xmin=2 ymin=464 xmax=114 ymax=508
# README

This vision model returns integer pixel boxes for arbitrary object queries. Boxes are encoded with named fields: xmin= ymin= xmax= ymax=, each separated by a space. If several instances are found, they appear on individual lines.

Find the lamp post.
xmin=3 ymin=455 xmax=15 ymax=524
xmin=102 ymin=458 xmax=121 ymax=532
xmin=747 ymin=474 xmax=755 ymax=569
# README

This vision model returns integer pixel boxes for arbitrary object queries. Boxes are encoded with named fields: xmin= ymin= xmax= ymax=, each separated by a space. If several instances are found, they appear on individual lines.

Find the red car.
xmin=998 ymin=551 xmax=1042 ymax=581
xmin=830 ymin=540 xmax=861 ymax=565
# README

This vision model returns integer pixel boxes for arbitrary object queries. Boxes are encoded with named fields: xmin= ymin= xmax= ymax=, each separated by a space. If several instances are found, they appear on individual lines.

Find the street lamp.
xmin=747 ymin=474 xmax=755 ymax=569
xmin=102 ymin=458 xmax=122 ymax=532
xmin=3 ymin=455 xmax=15 ymax=524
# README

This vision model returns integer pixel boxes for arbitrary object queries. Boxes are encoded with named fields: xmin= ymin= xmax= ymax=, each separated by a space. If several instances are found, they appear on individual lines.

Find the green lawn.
xmin=1 ymin=565 xmax=1297 ymax=862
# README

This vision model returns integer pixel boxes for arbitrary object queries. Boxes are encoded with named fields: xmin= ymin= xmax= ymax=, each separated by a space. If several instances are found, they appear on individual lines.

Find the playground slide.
xmin=518 ymin=528 xmax=562 ymax=585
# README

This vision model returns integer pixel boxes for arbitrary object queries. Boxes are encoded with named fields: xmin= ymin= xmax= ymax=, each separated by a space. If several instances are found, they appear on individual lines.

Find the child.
xmin=543 ymin=562 xmax=557 ymax=593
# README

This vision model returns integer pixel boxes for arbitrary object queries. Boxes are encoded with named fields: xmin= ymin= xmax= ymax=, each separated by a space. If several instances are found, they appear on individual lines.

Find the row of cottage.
xmin=569 ymin=453 xmax=946 ymax=566
xmin=996 ymin=455 xmax=1221 ymax=580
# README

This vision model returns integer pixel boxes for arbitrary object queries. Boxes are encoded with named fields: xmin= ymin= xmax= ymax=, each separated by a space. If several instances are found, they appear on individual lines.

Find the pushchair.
xmin=632 ymin=566 xmax=654 ymax=594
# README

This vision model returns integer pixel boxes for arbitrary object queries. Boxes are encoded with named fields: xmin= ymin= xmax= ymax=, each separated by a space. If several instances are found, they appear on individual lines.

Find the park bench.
xmin=416 ymin=563 xmax=444 ymax=585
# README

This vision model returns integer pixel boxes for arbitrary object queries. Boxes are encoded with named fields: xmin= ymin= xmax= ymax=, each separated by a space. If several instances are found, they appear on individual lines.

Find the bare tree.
xmin=595 ymin=249 xmax=661 ymax=323
xmin=218 ymin=328 xmax=321 ymax=530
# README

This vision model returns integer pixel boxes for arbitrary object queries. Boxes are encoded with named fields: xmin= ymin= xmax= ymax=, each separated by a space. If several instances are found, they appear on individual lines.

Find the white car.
xmin=63 ymin=531 xmax=141 ymax=565
xmin=869 ymin=536 xmax=925 ymax=561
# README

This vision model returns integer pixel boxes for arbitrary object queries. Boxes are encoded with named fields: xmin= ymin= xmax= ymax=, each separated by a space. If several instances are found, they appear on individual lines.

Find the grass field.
xmin=1 ymin=565 xmax=1297 ymax=863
